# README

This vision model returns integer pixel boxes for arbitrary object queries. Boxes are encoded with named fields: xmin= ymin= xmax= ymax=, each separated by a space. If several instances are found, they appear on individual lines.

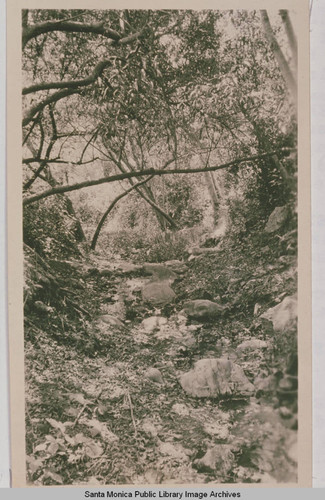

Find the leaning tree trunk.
xmin=90 ymin=175 xmax=154 ymax=250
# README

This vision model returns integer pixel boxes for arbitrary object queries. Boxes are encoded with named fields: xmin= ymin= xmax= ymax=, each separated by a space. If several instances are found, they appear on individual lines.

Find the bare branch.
xmin=23 ymin=157 xmax=100 ymax=166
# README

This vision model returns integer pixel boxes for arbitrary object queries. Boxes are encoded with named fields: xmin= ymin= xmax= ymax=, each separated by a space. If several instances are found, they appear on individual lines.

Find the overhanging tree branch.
xmin=22 ymin=60 xmax=112 ymax=95
xmin=22 ymin=19 xmax=144 ymax=48
xmin=23 ymin=88 xmax=80 ymax=127
xmin=22 ymin=21 xmax=122 ymax=48
xmin=23 ymin=149 xmax=294 ymax=206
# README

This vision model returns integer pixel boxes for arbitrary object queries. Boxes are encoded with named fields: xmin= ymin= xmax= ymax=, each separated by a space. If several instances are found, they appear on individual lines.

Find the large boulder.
xmin=183 ymin=299 xmax=225 ymax=321
xmin=260 ymin=295 xmax=297 ymax=332
xmin=142 ymin=280 xmax=176 ymax=305
xmin=264 ymin=206 xmax=290 ymax=233
xmin=179 ymin=358 xmax=254 ymax=398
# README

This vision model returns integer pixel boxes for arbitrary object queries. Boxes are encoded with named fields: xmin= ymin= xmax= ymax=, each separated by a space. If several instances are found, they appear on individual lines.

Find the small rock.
xmin=34 ymin=301 xmax=54 ymax=314
xmin=278 ymin=375 xmax=298 ymax=391
xmin=254 ymin=303 xmax=262 ymax=315
xmin=171 ymin=403 xmax=190 ymax=416
xmin=279 ymin=407 xmax=293 ymax=419
xmin=141 ymin=316 xmax=168 ymax=332
xmin=142 ymin=420 xmax=159 ymax=437
xmin=144 ymin=368 xmax=164 ymax=384
xmin=236 ymin=339 xmax=269 ymax=353
xmin=179 ymin=358 xmax=254 ymax=398
xmin=183 ymin=299 xmax=225 ymax=321
xmin=159 ymin=442 xmax=191 ymax=460
xmin=193 ymin=445 xmax=234 ymax=474
xmin=143 ymin=263 xmax=177 ymax=281
xmin=190 ymin=247 xmax=220 ymax=256
xmin=98 ymin=315 xmax=124 ymax=328
xmin=286 ymin=440 xmax=298 ymax=463
xmin=142 ymin=281 xmax=176 ymax=305
xmin=260 ymin=295 xmax=297 ymax=332
xmin=203 ymin=421 xmax=229 ymax=439
xmin=164 ymin=260 xmax=188 ymax=274
xmin=187 ymin=324 xmax=202 ymax=332
xmin=254 ymin=374 xmax=278 ymax=394
xmin=264 ymin=206 xmax=290 ymax=233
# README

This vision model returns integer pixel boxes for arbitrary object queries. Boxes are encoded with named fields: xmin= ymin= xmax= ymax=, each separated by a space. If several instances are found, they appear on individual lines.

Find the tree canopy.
xmin=22 ymin=8 xmax=297 ymax=253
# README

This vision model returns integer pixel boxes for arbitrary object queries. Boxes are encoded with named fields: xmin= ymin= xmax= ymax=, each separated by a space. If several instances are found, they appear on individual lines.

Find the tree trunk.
xmin=90 ymin=175 xmax=153 ymax=250
xmin=260 ymin=10 xmax=297 ymax=107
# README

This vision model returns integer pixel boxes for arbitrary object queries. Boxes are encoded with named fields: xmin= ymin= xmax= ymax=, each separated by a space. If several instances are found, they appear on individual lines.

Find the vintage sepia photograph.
xmin=8 ymin=1 xmax=310 ymax=487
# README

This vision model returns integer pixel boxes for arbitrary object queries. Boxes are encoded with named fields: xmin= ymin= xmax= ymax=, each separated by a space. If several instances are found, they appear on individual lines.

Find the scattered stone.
xmin=141 ymin=420 xmax=159 ymax=437
xmin=286 ymin=436 xmax=298 ymax=463
xmin=144 ymin=368 xmax=164 ymax=384
xmin=164 ymin=260 xmax=188 ymax=274
xmin=203 ymin=421 xmax=229 ymax=440
xmin=190 ymin=247 xmax=220 ymax=256
xmin=193 ymin=445 xmax=234 ymax=474
xmin=159 ymin=442 xmax=191 ymax=460
xmin=254 ymin=303 xmax=262 ymax=315
xmin=187 ymin=324 xmax=202 ymax=332
xmin=141 ymin=316 xmax=168 ymax=332
xmin=278 ymin=375 xmax=298 ymax=391
xmin=114 ymin=262 xmax=142 ymax=275
xmin=171 ymin=403 xmax=190 ymax=417
xmin=179 ymin=358 xmax=254 ymax=398
xmin=254 ymin=374 xmax=278 ymax=394
xmin=34 ymin=301 xmax=54 ymax=314
xmin=97 ymin=315 xmax=124 ymax=328
xmin=236 ymin=339 xmax=269 ymax=353
xmin=279 ymin=407 xmax=293 ymax=419
xmin=143 ymin=263 xmax=177 ymax=281
xmin=231 ymin=404 xmax=297 ymax=483
xmin=260 ymin=295 xmax=297 ymax=332
xmin=264 ymin=206 xmax=290 ymax=233
xmin=142 ymin=281 xmax=176 ymax=305
xmin=182 ymin=299 xmax=225 ymax=321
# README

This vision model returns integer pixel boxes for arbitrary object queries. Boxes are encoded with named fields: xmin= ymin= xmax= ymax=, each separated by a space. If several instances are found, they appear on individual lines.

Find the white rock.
xmin=144 ymin=368 xmax=164 ymax=384
xmin=264 ymin=206 xmax=290 ymax=233
xmin=141 ymin=316 xmax=168 ymax=332
xmin=179 ymin=358 xmax=254 ymax=398
xmin=236 ymin=339 xmax=269 ymax=353
xmin=261 ymin=295 xmax=297 ymax=332
xmin=171 ymin=403 xmax=190 ymax=416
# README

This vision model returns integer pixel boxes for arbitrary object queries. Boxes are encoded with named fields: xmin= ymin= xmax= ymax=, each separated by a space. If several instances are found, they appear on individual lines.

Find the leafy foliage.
xmin=23 ymin=196 xmax=82 ymax=258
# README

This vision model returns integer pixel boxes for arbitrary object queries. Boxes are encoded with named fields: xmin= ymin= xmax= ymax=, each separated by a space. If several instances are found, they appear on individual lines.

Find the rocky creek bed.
xmin=24 ymin=244 xmax=298 ymax=486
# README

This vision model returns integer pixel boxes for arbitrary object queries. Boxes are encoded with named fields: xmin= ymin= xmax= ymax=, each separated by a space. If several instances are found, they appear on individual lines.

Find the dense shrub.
xmin=23 ymin=196 xmax=82 ymax=259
